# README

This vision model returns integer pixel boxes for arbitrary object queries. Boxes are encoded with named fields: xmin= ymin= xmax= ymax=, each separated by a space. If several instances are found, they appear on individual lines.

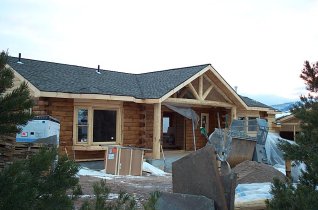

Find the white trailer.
xmin=16 ymin=115 xmax=60 ymax=145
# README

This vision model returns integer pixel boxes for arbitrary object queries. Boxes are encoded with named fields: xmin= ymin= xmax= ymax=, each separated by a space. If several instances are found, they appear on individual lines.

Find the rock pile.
xmin=233 ymin=160 xmax=286 ymax=184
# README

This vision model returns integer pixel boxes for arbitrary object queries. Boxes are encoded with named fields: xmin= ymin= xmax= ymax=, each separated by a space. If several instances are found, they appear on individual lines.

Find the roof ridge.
xmin=8 ymin=56 xmax=134 ymax=75
xmin=9 ymin=56 xmax=210 ymax=76
xmin=135 ymin=64 xmax=211 ymax=75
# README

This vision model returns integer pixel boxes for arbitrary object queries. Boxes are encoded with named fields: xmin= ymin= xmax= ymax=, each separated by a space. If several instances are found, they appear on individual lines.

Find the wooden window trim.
xmin=73 ymin=107 xmax=89 ymax=145
xmin=73 ymin=102 xmax=122 ymax=146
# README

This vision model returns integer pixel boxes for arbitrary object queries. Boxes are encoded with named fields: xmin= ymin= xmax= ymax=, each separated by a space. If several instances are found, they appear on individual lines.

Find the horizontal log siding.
xmin=32 ymin=97 xmax=49 ymax=116
xmin=144 ymin=104 xmax=154 ymax=149
xmin=31 ymin=97 xmax=78 ymax=158
xmin=47 ymin=98 xmax=75 ymax=157
xmin=185 ymin=107 xmax=228 ymax=150
xmin=122 ymin=102 xmax=143 ymax=147
xmin=175 ymin=114 xmax=185 ymax=150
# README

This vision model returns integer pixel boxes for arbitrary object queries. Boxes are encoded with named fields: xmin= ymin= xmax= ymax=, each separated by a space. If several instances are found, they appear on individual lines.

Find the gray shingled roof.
xmin=239 ymin=95 xmax=275 ymax=109
xmin=8 ymin=56 xmax=209 ymax=99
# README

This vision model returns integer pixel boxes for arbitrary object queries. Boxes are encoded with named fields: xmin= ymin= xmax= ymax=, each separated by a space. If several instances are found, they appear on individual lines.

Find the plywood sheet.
xmin=131 ymin=149 xmax=143 ymax=176
xmin=105 ymin=147 xmax=119 ymax=175
xmin=118 ymin=148 xmax=132 ymax=175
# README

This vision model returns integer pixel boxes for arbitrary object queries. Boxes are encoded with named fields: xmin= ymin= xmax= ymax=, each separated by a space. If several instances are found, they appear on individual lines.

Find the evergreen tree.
xmin=267 ymin=60 xmax=318 ymax=209
xmin=0 ymin=50 xmax=33 ymax=135
xmin=0 ymin=147 xmax=81 ymax=210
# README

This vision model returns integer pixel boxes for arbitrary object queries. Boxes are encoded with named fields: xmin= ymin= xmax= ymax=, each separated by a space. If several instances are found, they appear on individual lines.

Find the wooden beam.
xmin=164 ymin=98 xmax=234 ymax=108
xmin=153 ymin=103 xmax=161 ymax=159
xmin=203 ymin=74 xmax=213 ymax=86
xmin=159 ymin=65 xmax=211 ymax=102
xmin=178 ymin=88 xmax=189 ymax=98
xmin=199 ymin=75 xmax=203 ymax=98
xmin=203 ymin=74 xmax=232 ymax=103
xmin=204 ymin=69 xmax=249 ymax=110
xmin=214 ymin=85 xmax=232 ymax=103
xmin=39 ymin=91 xmax=160 ymax=104
xmin=187 ymin=83 xmax=201 ymax=100
xmin=202 ymin=85 xmax=214 ymax=100
xmin=8 ymin=65 xmax=41 ymax=97
xmin=231 ymin=106 xmax=237 ymax=125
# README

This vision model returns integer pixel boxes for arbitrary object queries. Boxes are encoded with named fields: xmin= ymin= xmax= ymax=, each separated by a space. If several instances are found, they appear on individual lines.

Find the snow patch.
xmin=77 ymin=193 xmax=119 ymax=200
xmin=142 ymin=162 xmax=169 ymax=176
xmin=77 ymin=167 xmax=114 ymax=180
xmin=77 ymin=162 xmax=169 ymax=179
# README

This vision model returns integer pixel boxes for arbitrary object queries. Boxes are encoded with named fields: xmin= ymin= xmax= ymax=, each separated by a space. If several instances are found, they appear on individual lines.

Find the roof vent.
xmin=234 ymin=86 xmax=238 ymax=92
xmin=17 ymin=53 xmax=23 ymax=64
xmin=96 ymin=65 xmax=101 ymax=74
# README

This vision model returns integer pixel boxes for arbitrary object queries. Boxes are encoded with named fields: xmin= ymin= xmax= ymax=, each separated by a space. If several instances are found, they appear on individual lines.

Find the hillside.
xmin=271 ymin=102 xmax=295 ymax=112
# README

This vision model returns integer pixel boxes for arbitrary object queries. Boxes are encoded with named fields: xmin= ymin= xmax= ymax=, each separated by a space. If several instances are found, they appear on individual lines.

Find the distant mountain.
xmin=241 ymin=94 xmax=297 ymax=106
xmin=271 ymin=102 xmax=296 ymax=112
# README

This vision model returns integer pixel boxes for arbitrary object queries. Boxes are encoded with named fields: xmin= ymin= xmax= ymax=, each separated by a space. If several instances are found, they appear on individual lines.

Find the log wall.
xmin=185 ymin=107 xmax=228 ymax=150
xmin=121 ymin=102 xmax=155 ymax=149
xmin=144 ymin=104 xmax=154 ymax=149
xmin=122 ymin=102 xmax=144 ymax=147
xmin=32 ymin=97 xmax=82 ymax=158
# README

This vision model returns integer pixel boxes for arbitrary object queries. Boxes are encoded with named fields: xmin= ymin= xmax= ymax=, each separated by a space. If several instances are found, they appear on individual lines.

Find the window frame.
xmin=237 ymin=114 xmax=260 ymax=136
xmin=75 ymin=107 xmax=90 ymax=144
xmin=73 ymin=103 xmax=122 ymax=146
xmin=201 ymin=113 xmax=209 ymax=133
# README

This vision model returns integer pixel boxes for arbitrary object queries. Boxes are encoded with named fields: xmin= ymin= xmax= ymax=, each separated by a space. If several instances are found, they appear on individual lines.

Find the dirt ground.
xmin=76 ymin=173 xmax=172 ymax=209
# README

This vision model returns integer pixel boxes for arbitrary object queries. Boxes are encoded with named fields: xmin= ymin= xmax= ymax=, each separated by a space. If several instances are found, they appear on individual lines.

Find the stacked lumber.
xmin=13 ymin=142 xmax=48 ymax=161
xmin=0 ymin=135 xmax=15 ymax=170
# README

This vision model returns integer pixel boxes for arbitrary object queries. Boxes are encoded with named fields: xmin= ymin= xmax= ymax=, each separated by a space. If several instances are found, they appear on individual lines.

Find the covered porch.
xmin=151 ymin=72 xmax=243 ymax=159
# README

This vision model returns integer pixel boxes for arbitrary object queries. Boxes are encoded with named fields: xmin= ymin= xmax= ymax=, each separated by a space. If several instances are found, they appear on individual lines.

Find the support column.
xmin=153 ymin=103 xmax=161 ymax=159
xmin=230 ymin=106 xmax=237 ymax=125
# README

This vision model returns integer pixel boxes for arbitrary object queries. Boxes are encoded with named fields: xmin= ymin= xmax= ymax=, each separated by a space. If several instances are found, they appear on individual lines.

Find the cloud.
xmin=0 ymin=0 xmax=317 ymax=99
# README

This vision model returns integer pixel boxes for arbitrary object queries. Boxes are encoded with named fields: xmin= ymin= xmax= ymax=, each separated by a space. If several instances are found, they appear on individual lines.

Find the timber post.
xmin=153 ymin=103 xmax=161 ymax=159
xmin=231 ymin=106 xmax=237 ymax=125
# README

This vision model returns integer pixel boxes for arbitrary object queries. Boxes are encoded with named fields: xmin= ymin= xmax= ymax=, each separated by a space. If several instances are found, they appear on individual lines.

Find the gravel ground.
xmin=75 ymin=173 xmax=172 ymax=209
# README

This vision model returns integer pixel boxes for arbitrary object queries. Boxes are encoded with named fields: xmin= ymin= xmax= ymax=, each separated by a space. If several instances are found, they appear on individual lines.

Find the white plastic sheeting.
xmin=235 ymin=182 xmax=272 ymax=203
xmin=234 ymin=133 xmax=306 ymax=204
xmin=208 ymin=128 xmax=232 ymax=161
xmin=265 ymin=133 xmax=305 ymax=182
xmin=164 ymin=104 xmax=200 ymax=150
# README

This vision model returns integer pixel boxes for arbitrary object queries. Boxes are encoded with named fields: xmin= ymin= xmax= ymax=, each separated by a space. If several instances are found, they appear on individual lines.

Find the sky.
xmin=1 ymin=0 xmax=317 ymax=105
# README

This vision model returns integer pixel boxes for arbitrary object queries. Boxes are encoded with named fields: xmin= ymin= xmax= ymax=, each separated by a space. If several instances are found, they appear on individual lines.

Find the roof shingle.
xmin=8 ymin=56 xmax=208 ymax=99
xmin=239 ymin=95 xmax=275 ymax=110
xmin=7 ymin=56 xmax=274 ymax=109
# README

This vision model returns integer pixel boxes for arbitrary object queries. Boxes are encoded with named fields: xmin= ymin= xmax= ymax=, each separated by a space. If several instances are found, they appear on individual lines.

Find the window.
xmin=74 ymin=105 xmax=121 ymax=145
xmin=93 ymin=110 xmax=117 ymax=142
xmin=77 ymin=109 xmax=88 ymax=143
xmin=248 ymin=117 xmax=258 ymax=131
xmin=201 ymin=113 xmax=209 ymax=132
xmin=163 ymin=117 xmax=170 ymax=134
xmin=236 ymin=116 xmax=259 ymax=134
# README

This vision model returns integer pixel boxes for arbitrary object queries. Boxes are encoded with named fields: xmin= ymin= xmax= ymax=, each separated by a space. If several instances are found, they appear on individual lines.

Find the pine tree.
xmin=267 ymin=61 xmax=318 ymax=209
xmin=0 ymin=50 xmax=33 ymax=135
xmin=0 ymin=147 xmax=81 ymax=210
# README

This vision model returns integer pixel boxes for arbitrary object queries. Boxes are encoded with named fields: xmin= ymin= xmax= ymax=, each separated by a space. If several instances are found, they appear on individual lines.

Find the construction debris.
xmin=172 ymin=145 xmax=233 ymax=210
xmin=232 ymin=160 xmax=286 ymax=184
xmin=0 ymin=135 xmax=56 ymax=171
